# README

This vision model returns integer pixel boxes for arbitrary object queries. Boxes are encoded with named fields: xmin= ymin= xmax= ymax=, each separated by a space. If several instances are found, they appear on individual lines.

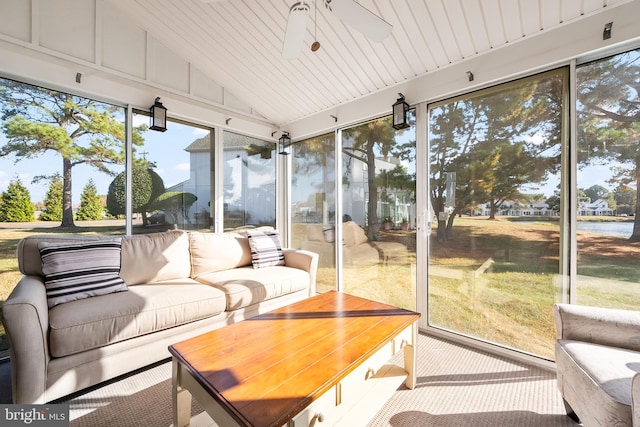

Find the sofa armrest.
xmin=282 ymin=249 xmax=318 ymax=297
xmin=2 ymin=275 xmax=50 ymax=403
xmin=554 ymin=303 xmax=640 ymax=352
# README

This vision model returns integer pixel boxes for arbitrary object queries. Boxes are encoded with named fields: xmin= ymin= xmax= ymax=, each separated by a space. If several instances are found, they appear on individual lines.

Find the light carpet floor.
xmin=63 ymin=333 xmax=579 ymax=427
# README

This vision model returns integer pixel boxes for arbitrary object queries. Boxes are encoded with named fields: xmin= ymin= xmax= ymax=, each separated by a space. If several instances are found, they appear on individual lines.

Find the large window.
xmin=427 ymin=69 xmax=567 ymax=359
xmin=0 ymin=77 xmax=127 ymax=356
xmin=576 ymin=49 xmax=640 ymax=309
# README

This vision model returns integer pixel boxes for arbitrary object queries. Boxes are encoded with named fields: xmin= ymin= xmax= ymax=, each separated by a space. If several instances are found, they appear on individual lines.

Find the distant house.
xmin=578 ymin=198 xmax=615 ymax=216
xmin=472 ymin=200 xmax=558 ymax=217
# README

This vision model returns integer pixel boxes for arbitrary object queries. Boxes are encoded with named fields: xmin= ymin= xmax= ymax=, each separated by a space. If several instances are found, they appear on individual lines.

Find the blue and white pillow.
xmin=246 ymin=230 xmax=285 ymax=269
xmin=38 ymin=239 xmax=128 ymax=308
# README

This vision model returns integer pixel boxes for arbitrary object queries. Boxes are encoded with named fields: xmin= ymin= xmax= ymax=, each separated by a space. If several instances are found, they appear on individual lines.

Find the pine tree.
xmin=76 ymin=179 xmax=104 ymax=221
xmin=0 ymin=177 xmax=35 ymax=222
xmin=40 ymin=174 xmax=63 ymax=221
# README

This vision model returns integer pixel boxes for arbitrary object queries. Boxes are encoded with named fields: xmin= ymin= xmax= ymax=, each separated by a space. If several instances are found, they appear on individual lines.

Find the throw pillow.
xmin=246 ymin=230 xmax=285 ymax=269
xmin=38 ymin=239 xmax=128 ymax=308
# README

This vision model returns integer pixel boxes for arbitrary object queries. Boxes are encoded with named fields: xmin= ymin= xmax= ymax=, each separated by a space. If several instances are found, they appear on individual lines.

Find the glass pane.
xmin=576 ymin=49 xmax=640 ymax=309
xmin=0 ymin=77 xmax=126 ymax=356
xmin=290 ymin=133 xmax=336 ymax=293
xmin=428 ymin=69 xmax=567 ymax=359
xmin=129 ymin=113 xmax=213 ymax=232
xmin=223 ymin=131 xmax=276 ymax=230
xmin=341 ymin=114 xmax=417 ymax=310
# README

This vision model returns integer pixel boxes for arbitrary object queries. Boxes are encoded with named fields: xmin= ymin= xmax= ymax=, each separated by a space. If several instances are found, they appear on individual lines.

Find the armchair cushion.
xmin=554 ymin=303 xmax=640 ymax=426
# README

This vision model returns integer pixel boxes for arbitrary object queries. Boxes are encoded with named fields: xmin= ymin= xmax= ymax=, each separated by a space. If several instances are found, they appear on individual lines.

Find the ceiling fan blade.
xmin=325 ymin=0 xmax=392 ymax=42
xmin=282 ymin=2 xmax=310 ymax=60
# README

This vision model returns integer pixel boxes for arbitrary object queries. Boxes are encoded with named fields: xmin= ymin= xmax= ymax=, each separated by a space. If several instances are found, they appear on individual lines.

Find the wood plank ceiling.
xmin=108 ymin=0 xmax=625 ymax=127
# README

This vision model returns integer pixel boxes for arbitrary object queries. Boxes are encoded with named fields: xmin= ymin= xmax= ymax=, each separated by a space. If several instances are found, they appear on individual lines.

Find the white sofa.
xmin=554 ymin=303 xmax=640 ymax=426
xmin=2 ymin=229 xmax=318 ymax=404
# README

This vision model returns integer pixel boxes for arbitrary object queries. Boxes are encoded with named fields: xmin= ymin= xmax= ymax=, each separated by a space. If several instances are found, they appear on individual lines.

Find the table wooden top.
xmin=169 ymin=291 xmax=420 ymax=427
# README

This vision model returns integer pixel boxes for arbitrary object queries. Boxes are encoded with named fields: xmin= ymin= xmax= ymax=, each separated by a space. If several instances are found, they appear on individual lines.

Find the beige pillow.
xmin=306 ymin=224 xmax=325 ymax=242
xmin=120 ymin=231 xmax=191 ymax=285
xmin=189 ymin=232 xmax=252 ymax=277
xmin=342 ymin=221 xmax=356 ymax=247
xmin=352 ymin=223 xmax=369 ymax=245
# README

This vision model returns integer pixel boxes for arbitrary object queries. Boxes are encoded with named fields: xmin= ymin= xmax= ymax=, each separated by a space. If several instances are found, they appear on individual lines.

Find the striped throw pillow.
xmin=246 ymin=230 xmax=285 ymax=269
xmin=38 ymin=239 xmax=128 ymax=308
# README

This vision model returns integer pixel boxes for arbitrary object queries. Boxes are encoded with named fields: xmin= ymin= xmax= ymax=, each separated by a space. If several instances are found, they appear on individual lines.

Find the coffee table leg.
xmin=173 ymin=357 xmax=193 ymax=427
xmin=403 ymin=322 xmax=418 ymax=389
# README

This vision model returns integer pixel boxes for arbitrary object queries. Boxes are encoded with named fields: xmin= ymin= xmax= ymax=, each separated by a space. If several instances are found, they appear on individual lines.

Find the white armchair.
xmin=554 ymin=303 xmax=640 ymax=426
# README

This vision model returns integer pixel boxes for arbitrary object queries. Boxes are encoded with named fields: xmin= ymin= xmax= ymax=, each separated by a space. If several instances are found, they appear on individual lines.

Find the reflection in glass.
xmin=428 ymin=69 xmax=567 ymax=359
xmin=129 ymin=113 xmax=212 ymax=232
xmin=291 ymin=133 xmax=337 ymax=292
xmin=576 ymin=48 xmax=640 ymax=309
xmin=223 ymin=131 xmax=276 ymax=230
xmin=341 ymin=114 xmax=417 ymax=310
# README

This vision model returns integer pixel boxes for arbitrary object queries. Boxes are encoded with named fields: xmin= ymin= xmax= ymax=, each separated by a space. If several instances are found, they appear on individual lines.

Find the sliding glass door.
xmin=427 ymin=69 xmax=568 ymax=359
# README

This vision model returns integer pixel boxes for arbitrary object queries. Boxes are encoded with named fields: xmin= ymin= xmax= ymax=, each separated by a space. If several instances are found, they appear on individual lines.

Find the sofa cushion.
xmin=247 ymin=229 xmax=285 ymax=268
xmin=48 ymin=280 xmax=226 ymax=357
xmin=557 ymin=339 xmax=640 ymax=408
xmin=39 ymin=240 xmax=128 ymax=308
xmin=343 ymin=221 xmax=368 ymax=247
xmin=307 ymin=224 xmax=325 ymax=242
xmin=189 ymin=232 xmax=253 ymax=277
xmin=120 ymin=230 xmax=191 ymax=285
xmin=195 ymin=266 xmax=309 ymax=310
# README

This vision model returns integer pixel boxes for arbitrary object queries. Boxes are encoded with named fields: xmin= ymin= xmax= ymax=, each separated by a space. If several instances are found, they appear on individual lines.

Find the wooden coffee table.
xmin=169 ymin=291 xmax=420 ymax=427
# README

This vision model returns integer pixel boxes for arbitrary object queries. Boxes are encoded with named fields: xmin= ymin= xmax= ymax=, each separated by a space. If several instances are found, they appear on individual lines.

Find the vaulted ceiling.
xmin=109 ymin=0 xmax=626 ymax=127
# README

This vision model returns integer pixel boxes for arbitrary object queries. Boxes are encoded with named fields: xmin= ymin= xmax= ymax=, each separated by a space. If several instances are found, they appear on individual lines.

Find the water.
xmin=518 ymin=220 xmax=634 ymax=238
xmin=576 ymin=221 xmax=633 ymax=238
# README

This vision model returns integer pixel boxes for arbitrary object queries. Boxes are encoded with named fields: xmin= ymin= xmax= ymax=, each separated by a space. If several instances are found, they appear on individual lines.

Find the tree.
xmin=106 ymin=164 xmax=165 ymax=224
xmin=577 ymin=49 xmax=640 ymax=238
xmin=584 ymin=184 xmax=610 ymax=202
xmin=429 ymin=70 xmax=565 ymax=239
xmin=546 ymin=192 xmax=561 ymax=214
xmin=0 ymin=78 xmax=146 ymax=227
xmin=614 ymin=184 xmax=636 ymax=216
xmin=342 ymin=116 xmax=415 ymax=239
xmin=0 ymin=177 xmax=34 ymax=222
xmin=76 ymin=179 xmax=103 ymax=220
xmin=39 ymin=174 xmax=63 ymax=221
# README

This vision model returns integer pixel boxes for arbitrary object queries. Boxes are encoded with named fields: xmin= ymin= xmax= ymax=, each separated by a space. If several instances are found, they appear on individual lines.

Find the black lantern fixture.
xmin=392 ymin=93 xmax=409 ymax=130
xmin=278 ymin=132 xmax=291 ymax=155
xmin=150 ymin=97 xmax=167 ymax=132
